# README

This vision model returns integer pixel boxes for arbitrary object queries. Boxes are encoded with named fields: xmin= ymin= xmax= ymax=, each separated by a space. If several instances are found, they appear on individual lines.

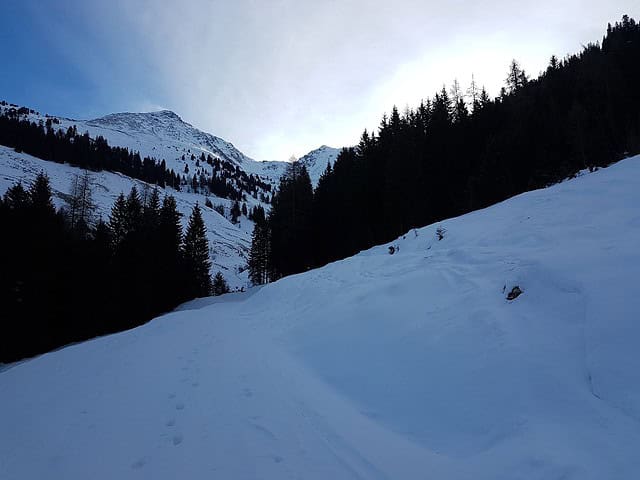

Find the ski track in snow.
xmin=2 ymin=156 xmax=640 ymax=479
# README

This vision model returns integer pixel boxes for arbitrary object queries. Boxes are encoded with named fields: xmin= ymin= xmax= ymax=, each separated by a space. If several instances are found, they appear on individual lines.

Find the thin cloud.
xmin=11 ymin=0 xmax=637 ymax=159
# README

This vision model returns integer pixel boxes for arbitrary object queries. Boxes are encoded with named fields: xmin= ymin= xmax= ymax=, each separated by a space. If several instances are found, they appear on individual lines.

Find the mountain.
xmin=82 ymin=110 xmax=256 ymax=170
xmin=298 ymin=145 xmax=341 ymax=185
xmin=2 ymin=155 xmax=639 ymax=479
xmin=0 ymin=144 xmax=253 ymax=287
xmin=0 ymin=102 xmax=342 ymax=288
xmin=0 ymin=102 xmax=341 ymax=188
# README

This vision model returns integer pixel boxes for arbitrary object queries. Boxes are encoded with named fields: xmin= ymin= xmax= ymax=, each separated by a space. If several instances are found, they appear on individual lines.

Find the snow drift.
xmin=1 ymin=156 xmax=640 ymax=479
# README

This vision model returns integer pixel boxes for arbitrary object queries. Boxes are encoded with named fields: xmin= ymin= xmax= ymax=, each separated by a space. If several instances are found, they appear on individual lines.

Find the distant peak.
xmin=90 ymin=110 xmax=184 ymax=123
xmin=151 ymin=110 xmax=182 ymax=120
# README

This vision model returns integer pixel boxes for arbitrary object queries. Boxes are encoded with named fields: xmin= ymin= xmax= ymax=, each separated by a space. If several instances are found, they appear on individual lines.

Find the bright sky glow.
xmin=0 ymin=1 xmax=634 ymax=159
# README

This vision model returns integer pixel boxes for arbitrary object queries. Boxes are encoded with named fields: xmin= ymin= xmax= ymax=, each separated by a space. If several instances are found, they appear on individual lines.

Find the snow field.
xmin=1 ymin=156 xmax=640 ymax=479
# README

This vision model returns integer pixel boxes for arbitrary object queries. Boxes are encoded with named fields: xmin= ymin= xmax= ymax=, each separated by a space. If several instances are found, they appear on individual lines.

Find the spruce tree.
xmin=268 ymin=161 xmax=313 ymax=279
xmin=3 ymin=182 xmax=29 ymax=210
xmin=212 ymin=271 xmax=230 ymax=296
xmin=28 ymin=172 xmax=55 ymax=216
xmin=125 ymin=186 xmax=143 ymax=234
xmin=248 ymin=214 xmax=270 ymax=285
xmin=158 ymin=195 xmax=184 ymax=307
xmin=183 ymin=203 xmax=212 ymax=297
xmin=109 ymin=193 xmax=128 ymax=248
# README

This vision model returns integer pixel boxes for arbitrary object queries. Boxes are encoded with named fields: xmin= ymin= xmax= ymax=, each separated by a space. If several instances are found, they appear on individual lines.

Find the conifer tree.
xmin=109 ymin=193 xmax=128 ymax=247
xmin=3 ymin=182 xmax=29 ymax=210
xmin=248 ymin=207 xmax=270 ymax=285
xmin=29 ymin=172 xmax=55 ymax=217
xmin=268 ymin=161 xmax=313 ymax=279
xmin=157 ymin=195 xmax=184 ymax=307
xmin=183 ymin=203 xmax=212 ymax=297
xmin=212 ymin=271 xmax=230 ymax=296
xmin=125 ymin=186 xmax=143 ymax=234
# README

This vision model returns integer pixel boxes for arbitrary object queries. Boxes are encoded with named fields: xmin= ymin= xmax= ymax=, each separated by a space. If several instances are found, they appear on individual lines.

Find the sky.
xmin=0 ymin=1 xmax=635 ymax=160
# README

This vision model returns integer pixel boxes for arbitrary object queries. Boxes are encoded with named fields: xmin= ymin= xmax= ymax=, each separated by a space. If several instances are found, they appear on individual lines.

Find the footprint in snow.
xmin=175 ymin=402 xmax=185 ymax=410
xmin=172 ymin=434 xmax=183 ymax=446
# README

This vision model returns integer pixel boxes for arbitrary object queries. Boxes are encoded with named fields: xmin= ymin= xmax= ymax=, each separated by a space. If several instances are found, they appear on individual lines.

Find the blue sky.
xmin=1 ymin=1 xmax=635 ymax=160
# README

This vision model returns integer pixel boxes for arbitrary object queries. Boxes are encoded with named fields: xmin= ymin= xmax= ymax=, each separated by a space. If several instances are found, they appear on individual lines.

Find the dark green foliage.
xmin=230 ymin=200 xmax=241 ymax=224
xmin=267 ymin=161 xmax=313 ymax=280
xmin=3 ymin=182 xmax=28 ymax=210
xmin=109 ymin=193 xmax=128 ymax=247
xmin=183 ymin=203 xmax=212 ymax=297
xmin=298 ymin=17 xmax=640 ymax=272
xmin=212 ymin=271 xmax=230 ymax=296
xmin=1 ymin=181 xmax=214 ymax=363
xmin=248 ymin=205 xmax=270 ymax=285
xmin=29 ymin=172 xmax=55 ymax=216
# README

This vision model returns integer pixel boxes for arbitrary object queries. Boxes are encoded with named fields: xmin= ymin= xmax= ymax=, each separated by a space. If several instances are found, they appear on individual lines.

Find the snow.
xmin=2 ymin=156 xmax=640 ymax=479
xmin=297 ymin=145 xmax=341 ymax=185
xmin=0 ymin=146 xmax=252 ymax=288
xmin=0 ymin=105 xmax=343 ymax=289
xmin=0 ymin=104 xmax=340 ymax=188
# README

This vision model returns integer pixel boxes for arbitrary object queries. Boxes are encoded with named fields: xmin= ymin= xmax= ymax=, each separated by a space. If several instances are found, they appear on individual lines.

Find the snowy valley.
xmin=0 ymin=103 xmax=340 ymax=288
xmin=2 ymin=155 xmax=639 ymax=479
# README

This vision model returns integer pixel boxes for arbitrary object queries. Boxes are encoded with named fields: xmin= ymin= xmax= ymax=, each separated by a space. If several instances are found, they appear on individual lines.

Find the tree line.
xmin=0 ymin=173 xmax=225 ymax=363
xmin=250 ymin=16 xmax=640 ymax=282
xmin=0 ymin=109 xmax=272 ymax=204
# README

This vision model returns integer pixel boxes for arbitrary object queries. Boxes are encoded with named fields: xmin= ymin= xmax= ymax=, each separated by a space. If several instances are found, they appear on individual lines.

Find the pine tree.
xmin=183 ymin=203 xmax=212 ymax=297
xmin=142 ymin=188 xmax=161 ymax=232
xmin=28 ymin=172 xmax=55 ymax=217
xmin=231 ymin=200 xmax=241 ymax=223
xmin=267 ymin=161 xmax=313 ymax=279
xmin=157 ymin=195 xmax=184 ymax=307
xmin=3 ymin=182 xmax=29 ymax=210
xmin=212 ymin=271 xmax=230 ymax=296
xmin=248 ymin=210 xmax=270 ymax=285
xmin=125 ymin=186 xmax=143 ymax=234
xmin=109 ymin=193 xmax=128 ymax=247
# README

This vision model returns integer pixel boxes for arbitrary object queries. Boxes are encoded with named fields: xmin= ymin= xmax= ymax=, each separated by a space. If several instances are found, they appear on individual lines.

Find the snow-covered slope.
xmin=81 ymin=110 xmax=255 ymax=170
xmin=0 ymin=103 xmax=340 ymax=288
xmin=0 ymin=103 xmax=340 ymax=188
xmin=2 ymin=156 xmax=640 ymax=479
xmin=246 ymin=145 xmax=341 ymax=187
xmin=298 ymin=145 xmax=340 ymax=185
xmin=0 ymin=146 xmax=252 ymax=288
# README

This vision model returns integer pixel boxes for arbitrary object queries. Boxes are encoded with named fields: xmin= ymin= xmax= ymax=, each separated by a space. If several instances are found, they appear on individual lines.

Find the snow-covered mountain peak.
xmin=298 ymin=145 xmax=341 ymax=185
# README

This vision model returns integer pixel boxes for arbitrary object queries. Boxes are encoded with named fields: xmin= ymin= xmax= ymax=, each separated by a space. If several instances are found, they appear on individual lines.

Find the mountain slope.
xmin=299 ymin=145 xmax=340 ymax=186
xmin=0 ymin=102 xmax=340 ymax=188
xmin=2 ymin=155 xmax=639 ymax=479
xmin=0 ymin=145 xmax=252 ymax=287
